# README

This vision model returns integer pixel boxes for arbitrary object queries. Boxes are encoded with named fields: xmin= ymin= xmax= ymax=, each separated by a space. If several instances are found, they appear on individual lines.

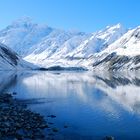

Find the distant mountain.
xmin=0 ymin=43 xmax=37 ymax=70
xmin=0 ymin=18 xmax=127 ymax=69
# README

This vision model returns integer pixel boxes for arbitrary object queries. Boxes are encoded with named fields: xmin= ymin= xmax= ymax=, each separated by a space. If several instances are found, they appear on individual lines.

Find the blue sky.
xmin=0 ymin=0 xmax=140 ymax=32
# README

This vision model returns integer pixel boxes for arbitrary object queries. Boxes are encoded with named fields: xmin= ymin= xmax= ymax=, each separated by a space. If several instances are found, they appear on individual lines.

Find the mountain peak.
xmin=111 ymin=23 xmax=122 ymax=28
xmin=105 ymin=23 xmax=124 ymax=31
xmin=97 ymin=23 xmax=126 ymax=36
xmin=11 ymin=17 xmax=35 ymax=28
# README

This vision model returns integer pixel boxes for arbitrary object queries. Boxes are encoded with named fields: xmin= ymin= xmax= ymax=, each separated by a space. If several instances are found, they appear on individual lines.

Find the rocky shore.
xmin=0 ymin=92 xmax=56 ymax=140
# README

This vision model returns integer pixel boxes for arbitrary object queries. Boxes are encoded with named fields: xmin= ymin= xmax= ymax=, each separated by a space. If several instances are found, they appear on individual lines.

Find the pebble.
xmin=64 ymin=125 xmax=68 ymax=128
xmin=0 ymin=92 xmax=53 ymax=139
xmin=52 ymin=128 xmax=59 ymax=132
xmin=47 ymin=115 xmax=56 ymax=118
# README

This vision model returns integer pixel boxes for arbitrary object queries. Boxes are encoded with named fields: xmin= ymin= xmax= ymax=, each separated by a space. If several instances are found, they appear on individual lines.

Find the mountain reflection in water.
xmin=1 ymin=71 xmax=140 ymax=140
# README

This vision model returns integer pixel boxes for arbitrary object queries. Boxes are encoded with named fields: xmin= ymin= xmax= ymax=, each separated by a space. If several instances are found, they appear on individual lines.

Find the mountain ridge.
xmin=0 ymin=18 xmax=140 ymax=70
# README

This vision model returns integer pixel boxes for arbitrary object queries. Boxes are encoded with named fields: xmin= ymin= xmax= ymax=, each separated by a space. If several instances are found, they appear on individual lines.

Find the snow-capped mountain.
xmin=92 ymin=26 xmax=140 ymax=71
xmin=99 ymin=26 xmax=140 ymax=56
xmin=24 ymin=23 xmax=127 ymax=68
xmin=67 ymin=23 xmax=126 ymax=58
xmin=1 ymin=18 xmax=140 ymax=71
xmin=0 ymin=17 xmax=55 ymax=56
xmin=0 ymin=18 xmax=127 ymax=69
xmin=0 ymin=43 xmax=37 ymax=70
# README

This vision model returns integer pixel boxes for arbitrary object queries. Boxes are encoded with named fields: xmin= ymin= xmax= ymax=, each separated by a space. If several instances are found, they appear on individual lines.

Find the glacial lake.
xmin=1 ymin=71 xmax=140 ymax=140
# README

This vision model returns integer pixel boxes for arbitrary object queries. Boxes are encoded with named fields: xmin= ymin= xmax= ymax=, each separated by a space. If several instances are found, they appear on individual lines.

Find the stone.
xmin=48 ymin=115 xmax=56 ymax=118
xmin=64 ymin=125 xmax=68 ymax=128
xmin=0 ymin=93 xmax=50 ymax=139
xmin=105 ymin=136 xmax=115 ymax=140
xmin=52 ymin=128 xmax=58 ymax=132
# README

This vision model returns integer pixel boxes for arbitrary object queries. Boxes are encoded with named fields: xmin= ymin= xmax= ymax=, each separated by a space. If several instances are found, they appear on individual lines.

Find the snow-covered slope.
xmin=0 ymin=43 xmax=37 ymax=70
xmin=92 ymin=26 xmax=140 ymax=71
xmin=0 ymin=18 xmax=127 ymax=68
xmin=24 ymin=23 xmax=126 ymax=67
xmin=67 ymin=23 xmax=126 ymax=58
xmin=99 ymin=26 xmax=140 ymax=56
xmin=0 ymin=17 xmax=55 ymax=56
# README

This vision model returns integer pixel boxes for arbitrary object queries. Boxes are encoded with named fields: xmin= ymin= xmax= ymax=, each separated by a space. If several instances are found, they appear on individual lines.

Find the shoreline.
xmin=0 ymin=92 xmax=57 ymax=140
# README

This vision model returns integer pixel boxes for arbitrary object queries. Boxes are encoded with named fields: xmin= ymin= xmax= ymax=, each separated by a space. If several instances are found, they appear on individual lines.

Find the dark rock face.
xmin=0 ymin=43 xmax=19 ymax=68
xmin=0 ymin=46 xmax=19 ymax=65
xmin=93 ymin=52 xmax=117 ymax=67
xmin=132 ymin=29 xmax=140 ymax=39
xmin=133 ymin=55 xmax=140 ymax=65
xmin=93 ymin=53 xmax=140 ymax=71
xmin=66 ymin=56 xmax=88 ymax=60
xmin=0 ymin=43 xmax=37 ymax=70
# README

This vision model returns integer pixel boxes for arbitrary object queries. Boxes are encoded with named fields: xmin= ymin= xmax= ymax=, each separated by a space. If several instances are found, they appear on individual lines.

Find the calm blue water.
xmin=1 ymin=71 xmax=140 ymax=140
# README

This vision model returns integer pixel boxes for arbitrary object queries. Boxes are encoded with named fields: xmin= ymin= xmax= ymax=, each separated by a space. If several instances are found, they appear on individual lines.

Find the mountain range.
xmin=0 ymin=17 xmax=140 ymax=71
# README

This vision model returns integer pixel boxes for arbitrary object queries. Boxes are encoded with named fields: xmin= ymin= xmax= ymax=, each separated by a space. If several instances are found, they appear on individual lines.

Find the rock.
xmin=105 ymin=136 xmax=115 ymax=140
xmin=48 ymin=122 xmax=54 ymax=125
xmin=13 ymin=92 xmax=17 ymax=95
xmin=52 ymin=128 xmax=58 ymax=132
xmin=64 ymin=125 xmax=68 ymax=128
xmin=47 ymin=115 xmax=56 ymax=118
xmin=48 ymin=133 xmax=54 ymax=136
xmin=0 ymin=93 xmax=50 ymax=139
xmin=40 ymin=124 xmax=49 ymax=129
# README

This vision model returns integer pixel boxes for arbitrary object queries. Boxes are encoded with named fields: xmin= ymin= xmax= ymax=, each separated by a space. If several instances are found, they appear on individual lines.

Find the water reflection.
xmin=1 ymin=71 xmax=140 ymax=139
xmin=0 ymin=71 xmax=17 ymax=92
xmin=5 ymin=71 xmax=140 ymax=114
xmin=93 ymin=72 xmax=140 ymax=114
